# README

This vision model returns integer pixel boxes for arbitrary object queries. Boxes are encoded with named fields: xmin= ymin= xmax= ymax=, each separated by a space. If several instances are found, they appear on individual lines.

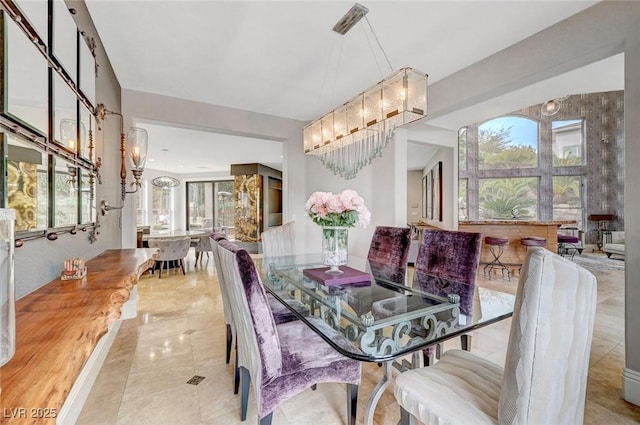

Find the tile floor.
xmin=77 ymin=251 xmax=640 ymax=425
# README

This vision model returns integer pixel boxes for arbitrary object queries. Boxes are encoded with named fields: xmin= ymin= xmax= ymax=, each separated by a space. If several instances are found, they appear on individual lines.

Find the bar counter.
xmin=0 ymin=249 xmax=156 ymax=425
xmin=459 ymin=220 xmax=574 ymax=269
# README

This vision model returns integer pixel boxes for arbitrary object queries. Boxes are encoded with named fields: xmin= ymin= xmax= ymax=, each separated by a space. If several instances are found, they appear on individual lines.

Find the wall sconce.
xmin=66 ymin=165 xmax=77 ymax=188
xmin=95 ymin=104 xmax=148 ymax=203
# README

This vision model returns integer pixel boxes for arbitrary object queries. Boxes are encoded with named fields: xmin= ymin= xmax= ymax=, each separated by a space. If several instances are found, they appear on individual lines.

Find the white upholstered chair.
xmin=194 ymin=235 xmax=213 ymax=266
xmin=261 ymin=221 xmax=295 ymax=257
xmin=147 ymin=237 xmax=191 ymax=279
xmin=394 ymin=247 xmax=597 ymax=425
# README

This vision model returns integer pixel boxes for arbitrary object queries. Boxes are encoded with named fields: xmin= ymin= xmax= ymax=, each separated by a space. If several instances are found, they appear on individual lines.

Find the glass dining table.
xmin=255 ymin=254 xmax=515 ymax=425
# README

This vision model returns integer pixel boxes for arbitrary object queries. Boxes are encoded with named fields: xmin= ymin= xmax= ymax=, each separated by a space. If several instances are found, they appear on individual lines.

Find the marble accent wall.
xmin=460 ymin=90 xmax=624 ymax=244
xmin=233 ymin=174 xmax=262 ymax=242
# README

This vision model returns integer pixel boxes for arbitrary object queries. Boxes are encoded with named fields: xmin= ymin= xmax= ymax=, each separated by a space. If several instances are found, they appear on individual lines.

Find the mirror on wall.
xmin=5 ymin=133 xmax=48 ymax=232
xmin=52 ymin=0 xmax=77 ymax=83
xmin=1 ymin=1 xmax=100 ymax=242
xmin=5 ymin=16 xmax=48 ymax=135
xmin=80 ymin=170 xmax=93 ymax=224
xmin=54 ymin=156 xmax=78 ymax=227
xmin=79 ymin=36 xmax=96 ymax=106
xmin=54 ymin=74 xmax=78 ymax=151
xmin=79 ymin=105 xmax=93 ymax=160
xmin=14 ymin=0 xmax=47 ymax=41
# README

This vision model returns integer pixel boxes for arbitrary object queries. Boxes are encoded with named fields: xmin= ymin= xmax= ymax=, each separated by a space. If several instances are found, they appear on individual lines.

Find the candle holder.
xmin=61 ymin=257 xmax=87 ymax=280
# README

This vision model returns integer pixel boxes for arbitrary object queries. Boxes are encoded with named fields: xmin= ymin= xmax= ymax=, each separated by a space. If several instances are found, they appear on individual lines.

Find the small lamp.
xmin=96 ymin=103 xmax=149 ymax=204
xmin=127 ymin=127 xmax=148 ymax=187
xmin=541 ymin=99 xmax=561 ymax=116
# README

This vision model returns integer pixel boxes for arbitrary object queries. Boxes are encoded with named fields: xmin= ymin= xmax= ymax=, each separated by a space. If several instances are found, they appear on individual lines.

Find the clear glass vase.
xmin=322 ymin=226 xmax=348 ymax=275
xmin=0 ymin=209 xmax=16 ymax=367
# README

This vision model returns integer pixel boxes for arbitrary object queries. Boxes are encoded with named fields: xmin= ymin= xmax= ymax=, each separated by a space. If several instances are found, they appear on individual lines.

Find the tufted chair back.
xmin=148 ymin=237 xmax=191 ymax=262
xmin=148 ymin=237 xmax=191 ymax=278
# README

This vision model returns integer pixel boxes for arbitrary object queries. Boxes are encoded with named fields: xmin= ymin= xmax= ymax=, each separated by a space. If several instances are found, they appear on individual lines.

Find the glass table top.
xmin=255 ymin=254 xmax=515 ymax=362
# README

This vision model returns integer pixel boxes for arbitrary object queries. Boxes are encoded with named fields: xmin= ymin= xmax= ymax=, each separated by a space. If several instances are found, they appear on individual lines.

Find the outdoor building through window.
xmin=552 ymin=119 xmax=585 ymax=166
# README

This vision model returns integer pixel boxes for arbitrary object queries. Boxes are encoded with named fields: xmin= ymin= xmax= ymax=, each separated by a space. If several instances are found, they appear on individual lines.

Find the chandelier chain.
xmin=361 ymin=23 xmax=384 ymax=79
xmin=364 ymin=16 xmax=393 ymax=73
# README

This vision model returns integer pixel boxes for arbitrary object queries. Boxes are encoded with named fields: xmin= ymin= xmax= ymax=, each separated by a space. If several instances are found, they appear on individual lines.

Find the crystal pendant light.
xmin=151 ymin=149 xmax=179 ymax=189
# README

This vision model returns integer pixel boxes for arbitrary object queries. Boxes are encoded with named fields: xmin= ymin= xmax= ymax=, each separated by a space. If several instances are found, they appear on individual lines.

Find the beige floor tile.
xmin=116 ymin=384 xmax=202 ymax=425
xmin=79 ymin=251 xmax=637 ymax=425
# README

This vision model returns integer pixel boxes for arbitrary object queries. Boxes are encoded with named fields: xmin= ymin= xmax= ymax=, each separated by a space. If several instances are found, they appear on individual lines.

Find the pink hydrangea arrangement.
xmin=304 ymin=189 xmax=371 ymax=228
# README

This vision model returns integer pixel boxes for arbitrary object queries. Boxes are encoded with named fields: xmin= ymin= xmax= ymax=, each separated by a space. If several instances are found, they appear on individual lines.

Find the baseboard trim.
xmin=56 ymin=316 xmax=127 ymax=424
xmin=121 ymin=286 xmax=138 ymax=320
xmin=623 ymin=367 xmax=640 ymax=406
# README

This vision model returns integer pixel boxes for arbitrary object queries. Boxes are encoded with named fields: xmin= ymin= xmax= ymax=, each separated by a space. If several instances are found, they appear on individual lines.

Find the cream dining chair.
xmin=393 ymin=247 xmax=598 ymax=425
xmin=261 ymin=221 xmax=296 ymax=257
xmin=147 ymin=237 xmax=191 ymax=279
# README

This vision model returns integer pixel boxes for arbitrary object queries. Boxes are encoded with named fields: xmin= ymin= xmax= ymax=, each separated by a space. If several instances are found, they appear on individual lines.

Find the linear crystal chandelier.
xmin=303 ymin=4 xmax=428 ymax=180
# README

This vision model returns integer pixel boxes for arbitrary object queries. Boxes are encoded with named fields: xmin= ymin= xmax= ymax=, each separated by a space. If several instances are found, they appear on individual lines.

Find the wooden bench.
xmin=0 ymin=249 xmax=156 ymax=424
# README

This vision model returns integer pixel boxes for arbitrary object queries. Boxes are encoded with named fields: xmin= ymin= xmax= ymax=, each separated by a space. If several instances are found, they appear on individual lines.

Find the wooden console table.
xmin=0 ymin=249 xmax=156 ymax=424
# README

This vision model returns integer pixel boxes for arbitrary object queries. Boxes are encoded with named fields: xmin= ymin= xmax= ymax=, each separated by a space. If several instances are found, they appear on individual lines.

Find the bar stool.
xmin=483 ymin=236 xmax=510 ymax=280
xmin=520 ymin=237 xmax=547 ymax=273
xmin=558 ymin=234 xmax=580 ymax=260
xmin=521 ymin=236 xmax=547 ymax=248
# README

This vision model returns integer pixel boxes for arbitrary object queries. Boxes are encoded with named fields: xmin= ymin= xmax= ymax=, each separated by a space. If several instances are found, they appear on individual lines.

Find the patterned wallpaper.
xmin=460 ymin=90 xmax=624 ymax=244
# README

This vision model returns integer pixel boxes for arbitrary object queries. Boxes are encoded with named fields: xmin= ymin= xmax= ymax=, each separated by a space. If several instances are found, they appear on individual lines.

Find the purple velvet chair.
xmin=367 ymin=225 xmax=412 ymax=283
xmin=217 ymin=239 xmax=361 ymax=425
xmin=413 ymin=229 xmax=482 ymax=364
xmin=210 ymin=232 xmax=309 ymax=395
xmin=344 ymin=226 xmax=412 ymax=317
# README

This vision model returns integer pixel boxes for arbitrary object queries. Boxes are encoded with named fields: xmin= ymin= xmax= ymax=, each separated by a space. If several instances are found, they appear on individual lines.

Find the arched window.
xmin=478 ymin=116 xmax=538 ymax=169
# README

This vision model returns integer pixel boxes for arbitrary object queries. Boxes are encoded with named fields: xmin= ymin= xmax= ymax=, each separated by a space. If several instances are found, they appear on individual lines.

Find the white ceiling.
xmin=85 ymin=0 xmax=613 ymax=174
xmin=142 ymin=122 xmax=283 ymax=175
